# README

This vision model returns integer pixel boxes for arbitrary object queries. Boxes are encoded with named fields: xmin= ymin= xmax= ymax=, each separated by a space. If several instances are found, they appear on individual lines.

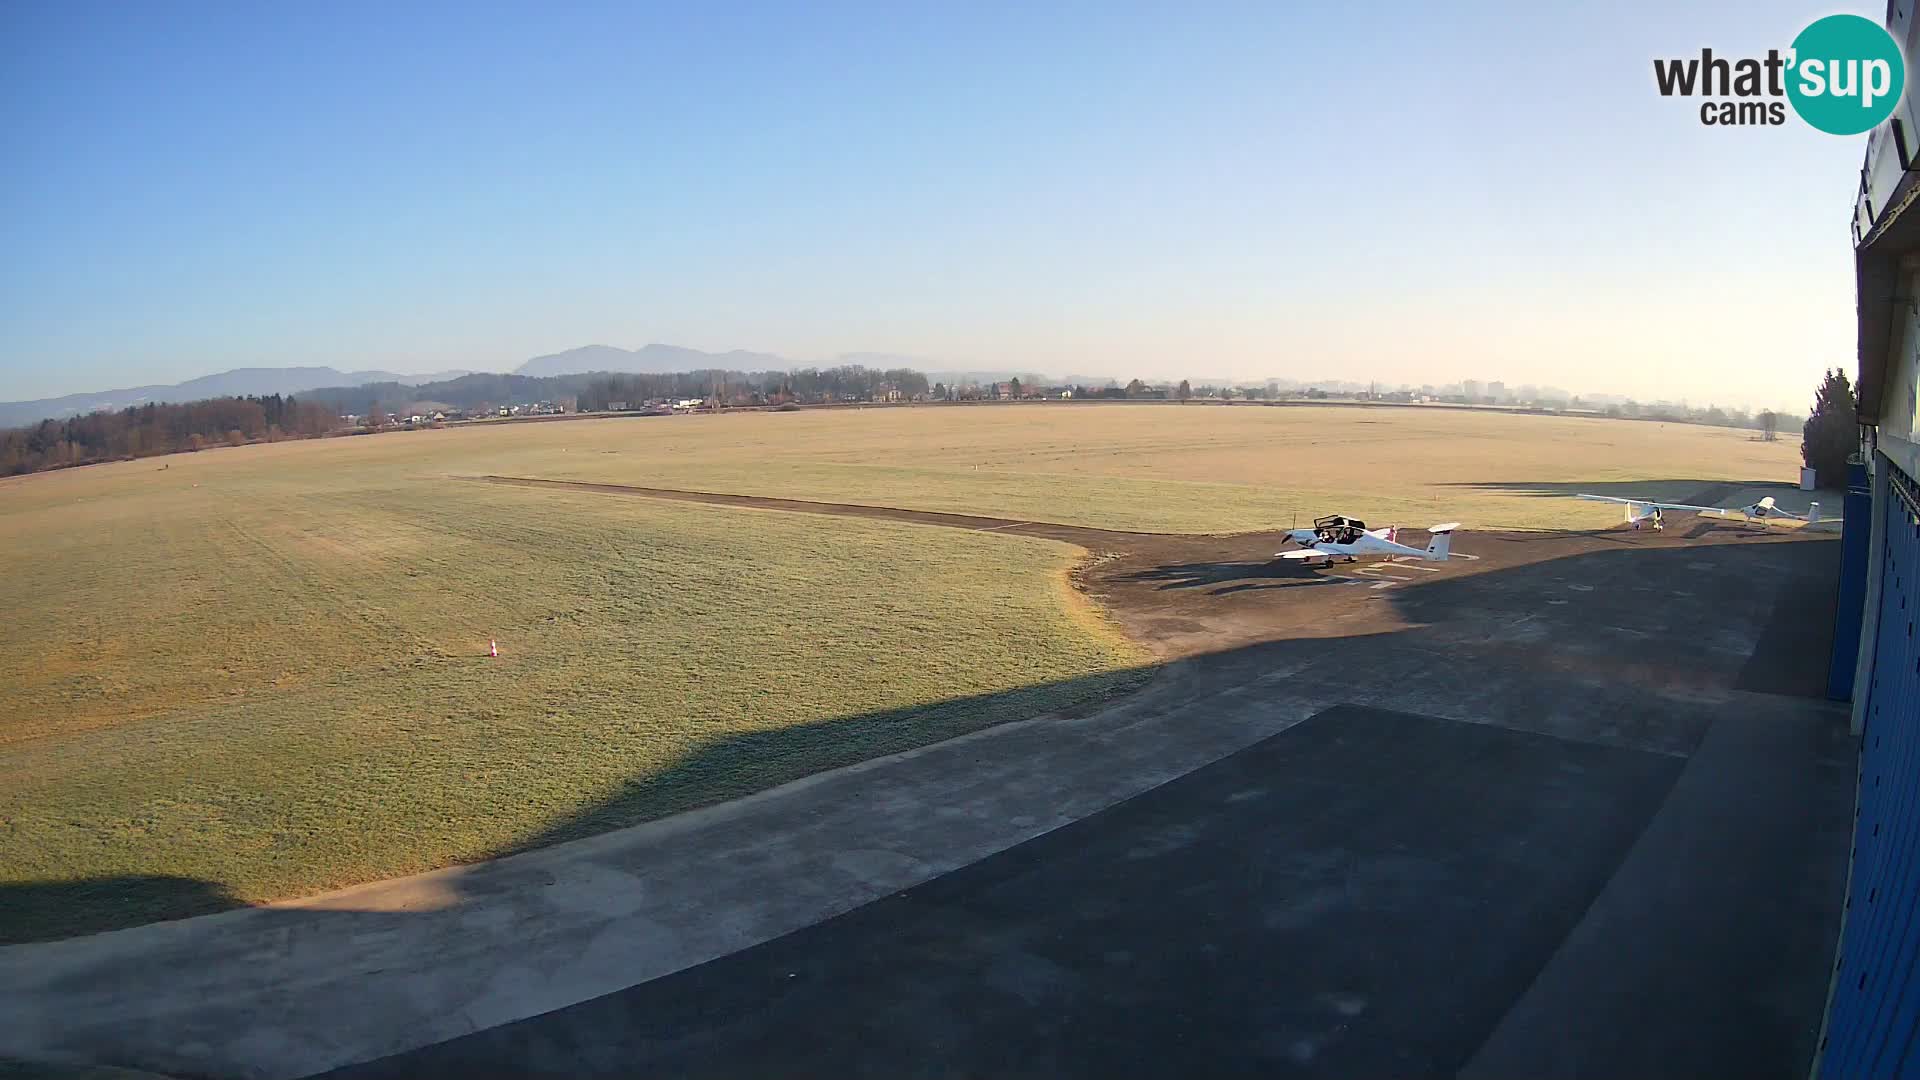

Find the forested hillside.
xmin=0 ymin=395 xmax=335 ymax=476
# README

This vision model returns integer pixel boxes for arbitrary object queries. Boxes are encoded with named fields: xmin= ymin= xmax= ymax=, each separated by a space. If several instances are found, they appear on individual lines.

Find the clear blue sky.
xmin=0 ymin=0 xmax=1875 ymax=410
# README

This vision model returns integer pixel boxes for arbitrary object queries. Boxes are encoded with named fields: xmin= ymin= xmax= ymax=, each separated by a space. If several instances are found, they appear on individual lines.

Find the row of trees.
xmin=777 ymin=365 xmax=929 ymax=402
xmin=926 ymin=379 xmax=1151 ymax=400
xmin=0 ymin=394 xmax=336 ymax=476
xmin=291 ymin=365 xmax=939 ymax=415
xmin=2 ymin=366 xmax=1865 ymax=485
xmin=300 ymin=372 xmax=562 ymax=414
xmin=1 ymin=363 xmax=947 ymax=479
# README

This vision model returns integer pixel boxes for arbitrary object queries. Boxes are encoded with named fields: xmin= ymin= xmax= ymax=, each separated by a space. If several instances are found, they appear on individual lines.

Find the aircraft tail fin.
xmin=1425 ymin=523 xmax=1460 ymax=560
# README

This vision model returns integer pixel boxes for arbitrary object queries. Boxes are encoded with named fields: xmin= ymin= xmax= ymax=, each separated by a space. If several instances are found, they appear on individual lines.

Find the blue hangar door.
xmin=1822 ymin=464 xmax=1920 ymax=1077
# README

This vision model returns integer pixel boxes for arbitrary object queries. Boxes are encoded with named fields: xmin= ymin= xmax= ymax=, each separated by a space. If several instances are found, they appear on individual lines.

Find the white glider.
xmin=1275 ymin=514 xmax=1461 ymax=565
xmin=1575 ymin=494 xmax=1835 ymax=531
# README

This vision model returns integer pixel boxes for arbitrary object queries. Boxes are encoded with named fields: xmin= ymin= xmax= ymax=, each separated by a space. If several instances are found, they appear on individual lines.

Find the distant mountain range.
xmin=7 ymin=343 xmax=1244 ymax=429
xmin=0 ymin=345 xmax=1777 ymax=429
xmin=514 ymin=344 xmax=792 ymax=378
xmin=0 ymin=366 xmax=472 ymax=428
xmin=514 ymin=344 xmax=942 ymax=379
xmin=1 ymin=345 xmax=958 ymax=427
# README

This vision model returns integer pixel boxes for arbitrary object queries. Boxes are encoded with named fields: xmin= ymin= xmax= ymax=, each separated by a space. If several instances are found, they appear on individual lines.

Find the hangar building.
xmin=1828 ymin=4 xmax=1920 ymax=1070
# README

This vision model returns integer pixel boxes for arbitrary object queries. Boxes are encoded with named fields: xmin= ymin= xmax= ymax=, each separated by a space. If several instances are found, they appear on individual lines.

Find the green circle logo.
xmin=1787 ymin=14 xmax=1906 ymax=135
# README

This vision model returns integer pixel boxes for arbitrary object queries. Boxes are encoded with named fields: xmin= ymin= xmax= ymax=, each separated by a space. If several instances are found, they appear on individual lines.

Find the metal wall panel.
xmin=1822 ymin=464 xmax=1920 ymax=1077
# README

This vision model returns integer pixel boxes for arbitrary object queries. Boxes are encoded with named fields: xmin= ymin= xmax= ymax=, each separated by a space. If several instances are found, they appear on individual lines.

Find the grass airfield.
xmin=0 ymin=403 xmax=1807 ymax=940
xmin=0 ymin=444 xmax=1145 ymax=941
xmin=432 ymin=402 xmax=1805 ymax=532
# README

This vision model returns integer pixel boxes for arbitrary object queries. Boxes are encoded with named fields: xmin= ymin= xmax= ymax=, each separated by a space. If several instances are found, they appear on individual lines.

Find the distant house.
xmin=874 ymin=383 xmax=902 ymax=403
xmin=607 ymin=401 xmax=629 ymax=412
xmin=993 ymin=382 xmax=1013 ymax=400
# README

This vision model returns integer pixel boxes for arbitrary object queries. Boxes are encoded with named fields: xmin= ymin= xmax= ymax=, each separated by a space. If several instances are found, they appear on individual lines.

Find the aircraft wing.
xmin=1276 ymin=549 xmax=1329 ymax=560
xmin=1574 ymin=494 xmax=1730 ymax=514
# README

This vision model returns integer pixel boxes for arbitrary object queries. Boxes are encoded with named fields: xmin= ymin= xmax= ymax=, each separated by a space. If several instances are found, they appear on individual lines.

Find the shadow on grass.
xmin=0 ymin=669 xmax=1154 ymax=947
xmin=1480 ymin=519 xmax=1763 ymax=545
xmin=1 ymin=876 xmax=242 ymax=945
xmin=1123 ymin=558 xmax=1322 ymax=591
xmin=1120 ymin=558 xmax=1358 ymax=598
xmin=498 ymin=666 xmax=1153 ymax=855
xmin=1440 ymin=478 xmax=1812 ymax=503
xmin=0 ymin=1058 xmax=178 ymax=1079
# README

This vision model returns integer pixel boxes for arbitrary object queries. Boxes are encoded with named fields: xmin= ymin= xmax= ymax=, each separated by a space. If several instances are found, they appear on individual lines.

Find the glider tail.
xmin=1425 ymin=523 xmax=1460 ymax=561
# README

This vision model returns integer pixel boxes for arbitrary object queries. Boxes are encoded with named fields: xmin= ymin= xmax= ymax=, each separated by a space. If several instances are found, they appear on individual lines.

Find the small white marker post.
xmin=489 ymin=639 xmax=498 ymax=658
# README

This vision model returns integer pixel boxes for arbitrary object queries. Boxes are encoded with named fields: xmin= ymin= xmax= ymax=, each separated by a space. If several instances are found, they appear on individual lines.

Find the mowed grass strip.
xmin=0 ymin=465 xmax=1146 ymax=942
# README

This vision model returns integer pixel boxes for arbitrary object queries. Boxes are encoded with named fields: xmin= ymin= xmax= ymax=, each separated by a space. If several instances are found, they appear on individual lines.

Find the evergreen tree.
xmin=1801 ymin=367 xmax=1858 ymax=487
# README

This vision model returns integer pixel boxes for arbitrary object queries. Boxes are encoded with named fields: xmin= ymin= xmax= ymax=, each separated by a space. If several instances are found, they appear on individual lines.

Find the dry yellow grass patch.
xmin=244 ymin=402 xmax=1802 ymax=533
xmin=0 ymin=446 xmax=1146 ymax=941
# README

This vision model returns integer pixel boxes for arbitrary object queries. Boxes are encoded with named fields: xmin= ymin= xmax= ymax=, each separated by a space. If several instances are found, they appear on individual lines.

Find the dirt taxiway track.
xmin=474 ymin=473 xmax=1819 ymax=664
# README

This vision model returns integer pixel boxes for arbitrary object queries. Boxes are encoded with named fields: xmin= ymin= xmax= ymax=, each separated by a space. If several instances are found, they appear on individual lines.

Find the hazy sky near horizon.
xmin=0 ymin=1 xmax=1877 ymax=410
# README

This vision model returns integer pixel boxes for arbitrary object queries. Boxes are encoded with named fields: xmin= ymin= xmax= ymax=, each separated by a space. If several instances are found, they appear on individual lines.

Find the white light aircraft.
xmin=1276 ymin=514 xmax=1461 ymax=565
xmin=1574 ymin=494 xmax=1835 ymax=531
